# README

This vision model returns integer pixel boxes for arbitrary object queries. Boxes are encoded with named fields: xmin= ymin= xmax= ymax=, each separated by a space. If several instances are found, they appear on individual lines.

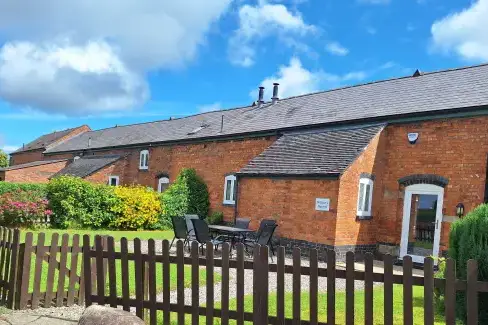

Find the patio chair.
xmin=191 ymin=219 xmax=225 ymax=255
xmin=246 ymin=219 xmax=276 ymax=241
xmin=185 ymin=214 xmax=199 ymax=242
xmin=170 ymin=216 xmax=189 ymax=249
xmin=245 ymin=222 xmax=278 ymax=261
xmin=235 ymin=218 xmax=251 ymax=229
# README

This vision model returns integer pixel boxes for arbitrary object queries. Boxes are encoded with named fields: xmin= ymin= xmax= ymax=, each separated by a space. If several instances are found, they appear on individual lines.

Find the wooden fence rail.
xmin=82 ymin=235 xmax=484 ymax=325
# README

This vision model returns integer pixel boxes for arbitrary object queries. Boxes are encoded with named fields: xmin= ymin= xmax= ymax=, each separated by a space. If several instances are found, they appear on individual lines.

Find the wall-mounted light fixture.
xmin=456 ymin=203 xmax=465 ymax=218
xmin=407 ymin=132 xmax=419 ymax=144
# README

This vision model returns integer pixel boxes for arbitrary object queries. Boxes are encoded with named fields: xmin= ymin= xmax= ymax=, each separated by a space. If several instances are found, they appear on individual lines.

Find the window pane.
xmin=358 ymin=183 xmax=365 ymax=211
xmin=110 ymin=178 xmax=117 ymax=186
xmin=364 ymin=184 xmax=371 ymax=211
xmin=145 ymin=153 xmax=149 ymax=167
xmin=225 ymin=180 xmax=232 ymax=201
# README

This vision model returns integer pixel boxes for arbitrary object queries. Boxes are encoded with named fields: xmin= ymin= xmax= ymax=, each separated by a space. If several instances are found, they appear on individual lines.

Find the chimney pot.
xmin=272 ymin=83 xmax=279 ymax=104
xmin=258 ymin=86 xmax=265 ymax=107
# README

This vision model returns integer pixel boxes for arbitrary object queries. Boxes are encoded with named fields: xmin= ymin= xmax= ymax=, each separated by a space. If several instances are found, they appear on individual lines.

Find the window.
xmin=158 ymin=177 xmax=170 ymax=193
xmin=223 ymin=175 xmax=237 ymax=205
xmin=139 ymin=150 xmax=149 ymax=170
xmin=357 ymin=177 xmax=374 ymax=218
xmin=109 ymin=176 xmax=119 ymax=186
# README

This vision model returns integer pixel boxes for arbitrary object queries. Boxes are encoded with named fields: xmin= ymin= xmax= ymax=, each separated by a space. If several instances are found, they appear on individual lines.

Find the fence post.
xmin=82 ymin=235 xmax=92 ymax=307
xmin=18 ymin=233 xmax=34 ymax=309
xmin=466 ymin=259 xmax=478 ymax=325
xmin=7 ymin=229 xmax=21 ymax=309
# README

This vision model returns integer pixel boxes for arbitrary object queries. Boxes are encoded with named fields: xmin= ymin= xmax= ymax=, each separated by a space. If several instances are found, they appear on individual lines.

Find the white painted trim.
xmin=399 ymin=183 xmax=444 ymax=265
xmin=108 ymin=176 xmax=119 ymax=186
xmin=74 ymin=156 xmax=80 ymax=161
xmin=223 ymin=175 xmax=237 ymax=205
xmin=158 ymin=177 xmax=169 ymax=193
xmin=139 ymin=150 xmax=149 ymax=170
xmin=356 ymin=178 xmax=374 ymax=217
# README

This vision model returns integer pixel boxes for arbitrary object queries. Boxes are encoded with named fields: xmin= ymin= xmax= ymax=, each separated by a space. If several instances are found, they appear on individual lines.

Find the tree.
xmin=0 ymin=150 xmax=8 ymax=168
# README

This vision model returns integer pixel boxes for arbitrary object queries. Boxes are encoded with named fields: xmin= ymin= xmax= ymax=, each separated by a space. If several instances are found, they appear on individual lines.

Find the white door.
xmin=399 ymin=184 xmax=444 ymax=264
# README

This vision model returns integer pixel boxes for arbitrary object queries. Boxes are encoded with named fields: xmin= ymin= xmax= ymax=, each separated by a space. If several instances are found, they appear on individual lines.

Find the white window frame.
xmin=158 ymin=177 xmax=170 ymax=193
xmin=109 ymin=176 xmax=119 ymax=186
xmin=73 ymin=156 xmax=81 ymax=161
xmin=356 ymin=177 xmax=374 ymax=217
xmin=223 ymin=175 xmax=237 ymax=205
xmin=139 ymin=150 xmax=149 ymax=170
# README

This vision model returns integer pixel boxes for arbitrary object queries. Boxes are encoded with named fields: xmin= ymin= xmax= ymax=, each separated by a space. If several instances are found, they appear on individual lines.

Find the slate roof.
xmin=53 ymin=155 xmax=122 ymax=178
xmin=12 ymin=126 xmax=88 ymax=154
xmin=45 ymin=63 xmax=488 ymax=154
xmin=239 ymin=124 xmax=384 ymax=176
xmin=0 ymin=159 xmax=68 ymax=171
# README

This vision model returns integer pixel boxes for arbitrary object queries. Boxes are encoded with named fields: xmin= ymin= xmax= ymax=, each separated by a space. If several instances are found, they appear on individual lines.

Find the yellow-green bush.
xmin=111 ymin=185 xmax=162 ymax=229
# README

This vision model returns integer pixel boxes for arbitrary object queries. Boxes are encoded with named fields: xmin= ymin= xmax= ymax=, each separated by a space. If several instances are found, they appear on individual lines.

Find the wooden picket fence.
xmin=0 ymin=227 xmax=20 ymax=309
xmin=82 ymin=235 xmax=487 ymax=325
xmin=16 ymin=232 xmax=87 ymax=309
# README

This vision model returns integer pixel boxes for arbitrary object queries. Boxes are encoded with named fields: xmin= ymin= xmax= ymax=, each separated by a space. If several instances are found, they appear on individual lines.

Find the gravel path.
xmin=128 ymin=240 xmax=380 ymax=305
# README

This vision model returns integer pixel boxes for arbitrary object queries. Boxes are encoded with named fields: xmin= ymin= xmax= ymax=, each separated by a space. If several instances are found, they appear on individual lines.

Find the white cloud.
xmin=198 ymin=102 xmax=223 ymax=113
xmin=1 ymin=145 xmax=20 ymax=154
xmin=431 ymin=0 xmax=488 ymax=61
xmin=0 ymin=40 xmax=147 ymax=114
xmin=0 ymin=0 xmax=232 ymax=115
xmin=325 ymin=42 xmax=349 ymax=56
xmin=229 ymin=1 xmax=315 ymax=67
xmin=253 ymin=57 xmax=367 ymax=100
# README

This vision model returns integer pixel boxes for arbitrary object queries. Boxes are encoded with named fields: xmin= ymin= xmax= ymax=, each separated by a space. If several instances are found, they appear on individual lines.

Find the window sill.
xmin=356 ymin=215 xmax=373 ymax=221
xmin=138 ymin=168 xmax=149 ymax=172
xmin=222 ymin=202 xmax=235 ymax=206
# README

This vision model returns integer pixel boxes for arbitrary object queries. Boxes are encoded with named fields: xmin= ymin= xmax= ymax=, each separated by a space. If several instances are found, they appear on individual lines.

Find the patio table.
xmin=208 ymin=225 xmax=254 ymax=247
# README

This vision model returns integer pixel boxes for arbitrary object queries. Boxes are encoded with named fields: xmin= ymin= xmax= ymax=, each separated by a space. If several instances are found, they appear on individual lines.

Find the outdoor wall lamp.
xmin=456 ymin=203 xmax=465 ymax=217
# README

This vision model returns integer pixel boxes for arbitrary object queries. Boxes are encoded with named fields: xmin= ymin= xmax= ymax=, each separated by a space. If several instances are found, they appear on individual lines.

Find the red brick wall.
xmin=335 ymin=129 xmax=387 ymax=246
xmin=237 ymin=178 xmax=340 ymax=245
xmin=48 ymin=137 xmax=276 ymax=220
xmin=377 ymin=116 xmax=488 ymax=251
xmin=10 ymin=149 xmax=45 ymax=166
xmin=85 ymin=157 xmax=130 ymax=185
xmin=2 ymin=161 xmax=68 ymax=183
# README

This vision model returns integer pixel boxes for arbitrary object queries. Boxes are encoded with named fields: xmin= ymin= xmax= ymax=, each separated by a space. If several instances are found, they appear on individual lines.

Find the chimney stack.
xmin=258 ymin=86 xmax=265 ymax=107
xmin=88 ymin=137 xmax=92 ymax=148
xmin=272 ymin=83 xmax=279 ymax=104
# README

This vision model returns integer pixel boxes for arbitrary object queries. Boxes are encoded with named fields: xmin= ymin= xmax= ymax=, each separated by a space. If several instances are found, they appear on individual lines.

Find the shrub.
xmin=161 ymin=168 xmax=209 ymax=218
xmin=0 ymin=182 xmax=47 ymax=197
xmin=111 ymin=185 xmax=162 ymax=230
xmin=0 ymin=150 xmax=8 ymax=168
xmin=0 ymin=190 xmax=52 ymax=227
xmin=47 ymin=176 xmax=118 ymax=229
xmin=448 ymin=203 xmax=488 ymax=323
xmin=207 ymin=211 xmax=223 ymax=225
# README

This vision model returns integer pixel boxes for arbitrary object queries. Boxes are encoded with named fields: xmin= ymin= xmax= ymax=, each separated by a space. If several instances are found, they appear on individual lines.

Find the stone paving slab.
xmin=0 ymin=314 xmax=77 ymax=325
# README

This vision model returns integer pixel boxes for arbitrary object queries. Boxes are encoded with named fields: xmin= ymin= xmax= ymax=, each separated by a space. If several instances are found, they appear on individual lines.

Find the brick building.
xmin=3 ymin=64 xmax=488 ymax=261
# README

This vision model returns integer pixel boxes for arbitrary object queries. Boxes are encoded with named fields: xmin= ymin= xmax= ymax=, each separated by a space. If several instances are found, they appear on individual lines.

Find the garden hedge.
xmin=448 ymin=203 xmax=488 ymax=323
xmin=0 ymin=182 xmax=47 ymax=196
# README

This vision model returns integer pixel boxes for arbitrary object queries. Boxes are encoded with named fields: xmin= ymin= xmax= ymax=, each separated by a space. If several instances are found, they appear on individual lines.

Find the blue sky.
xmin=0 ymin=0 xmax=486 ymax=152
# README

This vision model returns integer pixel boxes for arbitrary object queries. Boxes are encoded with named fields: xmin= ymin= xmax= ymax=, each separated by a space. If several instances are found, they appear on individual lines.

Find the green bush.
xmin=448 ymin=203 xmax=488 ymax=323
xmin=0 ymin=182 xmax=47 ymax=197
xmin=46 ymin=176 xmax=118 ymax=229
xmin=0 ymin=190 xmax=51 ymax=227
xmin=161 ymin=168 xmax=209 ymax=218
xmin=207 ymin=211 xmax=223 ymax=225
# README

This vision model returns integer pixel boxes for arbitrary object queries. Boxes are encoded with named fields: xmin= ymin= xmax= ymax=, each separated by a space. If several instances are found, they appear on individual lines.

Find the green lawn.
xmin=19 ymin=228 xmax=174 ymax=244
xmin=157 ymin=285 xmax=445 ymax=324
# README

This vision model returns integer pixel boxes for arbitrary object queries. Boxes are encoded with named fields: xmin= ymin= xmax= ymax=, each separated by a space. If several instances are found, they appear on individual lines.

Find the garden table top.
xmin=208 ymin=225 xmax=254 ymax=233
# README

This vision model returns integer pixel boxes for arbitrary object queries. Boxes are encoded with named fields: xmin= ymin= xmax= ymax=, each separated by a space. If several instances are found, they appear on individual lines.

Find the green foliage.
xmin=0 ymin=182 xmax=47 ymax=197
xmin=448 ymin=203 xmax=488 ymax=323
xmin=0 ymin=150 xmax=8 ymax=168
xmin=207 ymin=211 xmax=223 ymax=225
xmin=161 ymin=168 xmax=209 ymax=218
xmin=111 ymin=185 xmax=162 ymax=230
xmin=46 ymin=176 xmax=118 ymax=229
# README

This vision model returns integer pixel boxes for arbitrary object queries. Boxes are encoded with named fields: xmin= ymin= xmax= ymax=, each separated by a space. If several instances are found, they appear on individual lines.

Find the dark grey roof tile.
xmin=53 ymin=155 xmax=122 ymax=178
